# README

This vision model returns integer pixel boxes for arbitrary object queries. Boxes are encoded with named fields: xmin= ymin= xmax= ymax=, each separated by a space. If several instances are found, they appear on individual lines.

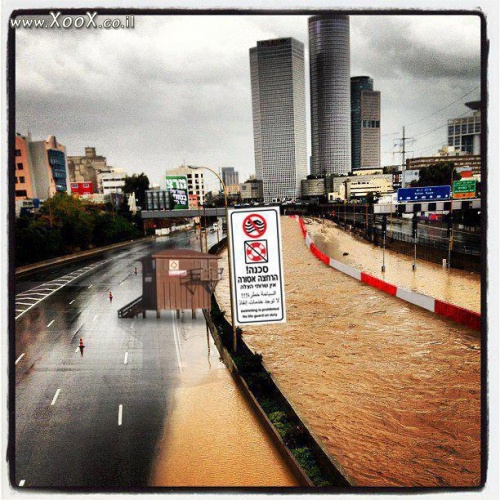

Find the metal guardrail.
xmin=117 ymin=296 xmax=143 ymax=318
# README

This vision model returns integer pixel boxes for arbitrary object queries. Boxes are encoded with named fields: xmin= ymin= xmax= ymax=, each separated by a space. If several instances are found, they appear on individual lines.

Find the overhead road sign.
xmin=397 ymin=186 xmax=451 ymax=203
xmin=453 ymin=179 xmax=476 ymax=199
xmin=229 ymin=207 xmax=286 ymax=326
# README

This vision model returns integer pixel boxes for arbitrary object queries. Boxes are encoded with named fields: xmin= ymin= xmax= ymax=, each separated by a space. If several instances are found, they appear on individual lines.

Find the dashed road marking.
xmin=69 ymin=300 xmax=75 ymax=304
xmin=92 ymin=315 xmax=98 ymax=322
xmin=124 ymin=352 xmax=128 ymax=364
xmin=47 ymin=320 xmax=55 ymax=328
xmin=88 ymin=285 xmax=93 ymax=289
xmin=15 ymin=257 xmax=115 ymax=320
xmin=51 ymin=389 xmax=61 ymax=406
xmin=15 ymin=353 xmax=25 ymax=365
xmin=118 ymin=405 xmax=123 ymax=426
xmin=19 ymin=479 xmax=25 ymax=487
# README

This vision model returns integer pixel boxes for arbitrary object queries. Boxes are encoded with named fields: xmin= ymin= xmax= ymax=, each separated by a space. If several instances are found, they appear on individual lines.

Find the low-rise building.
xmin=28 ymin=135 xmax=69 ymax=198
xmin=240 ymin=177 xmax=264 ymax=202
xmin=98 ymin=169 xmax=128 ymax=195
xmin=67 ymin=147 xmax=109 ymax=193
xmin=345 ymin=173 xmax=393 ymax=200
xmin=70 ymin=181 xmax=94 ymax=196
xmin=301 ymin=177 xmax=325 ymax=199
xmin=166 ymin=166 xmax=205 ymax=205
xmin=14 ymin=133 xmax=35 ymax=201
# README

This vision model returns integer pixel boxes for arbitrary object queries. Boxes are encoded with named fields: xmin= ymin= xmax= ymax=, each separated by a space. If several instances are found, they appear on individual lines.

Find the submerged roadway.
xmin=13 ymin=230 xmax=219 ymax=489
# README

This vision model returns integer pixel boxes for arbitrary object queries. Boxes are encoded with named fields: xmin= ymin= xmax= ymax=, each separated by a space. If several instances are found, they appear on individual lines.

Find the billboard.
xmin=453 ymin=179 xmax=477 ymax=199
xmin=228 ymin=207 xmax=286 ymax=326
xmin=397 ymin=185 xmax=451 ymax=202
xmin=166 ymin=175 xmax=189 ymax=209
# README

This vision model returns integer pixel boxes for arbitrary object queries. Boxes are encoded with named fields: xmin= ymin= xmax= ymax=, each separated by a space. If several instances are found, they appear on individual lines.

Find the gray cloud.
xmin=15 ymin=13 xmax=482 ymax=185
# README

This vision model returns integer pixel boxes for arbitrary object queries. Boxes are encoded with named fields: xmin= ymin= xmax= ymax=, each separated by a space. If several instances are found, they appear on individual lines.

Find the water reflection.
xmin=150 ymin=313 xmax=299 ymax=487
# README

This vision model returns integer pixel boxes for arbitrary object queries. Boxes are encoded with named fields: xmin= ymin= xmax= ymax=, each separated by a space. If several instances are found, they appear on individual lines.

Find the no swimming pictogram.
xmin=245 ymin=240 xmax=268 ymax=264
xmin=242 ymin=213 xmax=267 ymax=238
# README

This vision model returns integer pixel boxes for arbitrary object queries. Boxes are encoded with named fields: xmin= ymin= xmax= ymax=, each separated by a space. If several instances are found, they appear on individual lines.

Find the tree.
xmin=411 ymin=161 xmax=461 ymax=187
xmin=122 ymin=173 xmax=150 ymax=210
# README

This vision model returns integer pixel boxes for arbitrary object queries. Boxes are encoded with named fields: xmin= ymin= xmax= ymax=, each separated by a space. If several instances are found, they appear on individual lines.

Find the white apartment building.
xmin=166 ymin=165 xmax=205 ymax=205
xmin=98 ymin=168 xmax=128 ymax=195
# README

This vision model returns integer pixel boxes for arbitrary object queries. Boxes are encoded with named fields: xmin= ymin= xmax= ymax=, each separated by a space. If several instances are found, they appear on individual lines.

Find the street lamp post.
xmin=188 ymin=166 xmax=238 ymax=352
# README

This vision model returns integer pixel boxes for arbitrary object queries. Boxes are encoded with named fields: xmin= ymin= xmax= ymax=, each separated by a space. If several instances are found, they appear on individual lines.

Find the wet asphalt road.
xmin=13 ymin=231 xmax=219 ymax=489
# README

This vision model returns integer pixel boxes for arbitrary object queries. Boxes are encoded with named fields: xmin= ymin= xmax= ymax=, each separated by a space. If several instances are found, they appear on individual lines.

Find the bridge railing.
xmin=118 ymin=296 xmax=143 ymax=318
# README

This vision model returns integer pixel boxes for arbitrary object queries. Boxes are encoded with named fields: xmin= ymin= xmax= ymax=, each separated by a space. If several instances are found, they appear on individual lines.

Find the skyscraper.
xmin=309 ymin=15 xmax=351 ymax=175
xmin=221 ymin=167 xmax=239 ymax=187
xmin=351 ymin=76 xmax=381 ymax=171
xmin=250 ymin=38 xmax=308 ymax=202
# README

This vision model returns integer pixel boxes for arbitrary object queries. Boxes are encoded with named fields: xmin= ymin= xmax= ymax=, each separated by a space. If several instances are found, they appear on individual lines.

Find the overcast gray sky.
xmin=15 ymin=12 xmax=481 ymax=188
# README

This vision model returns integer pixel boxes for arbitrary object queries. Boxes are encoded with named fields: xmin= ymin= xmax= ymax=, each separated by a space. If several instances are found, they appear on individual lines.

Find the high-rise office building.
xmin=221 ymin=167 xmax=239 ymax=188
xmin=250 ymin=38 xmax=308 ymax=202
xmin=351 ymin=76 xmax=381 ymax=171
xmin=309 ymin=15 xmax=351 ymax=175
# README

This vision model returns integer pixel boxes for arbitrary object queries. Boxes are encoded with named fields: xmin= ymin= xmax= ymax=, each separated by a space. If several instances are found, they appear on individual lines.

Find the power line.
xmin=381 ymin=84 xmax=479 ymax=138
xmin=404 ymin=85 xmax=479 ymax=129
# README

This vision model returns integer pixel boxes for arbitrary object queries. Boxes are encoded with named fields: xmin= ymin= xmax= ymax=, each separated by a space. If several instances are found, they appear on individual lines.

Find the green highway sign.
xmin=453 ymin=179 xmax=476 ymax=199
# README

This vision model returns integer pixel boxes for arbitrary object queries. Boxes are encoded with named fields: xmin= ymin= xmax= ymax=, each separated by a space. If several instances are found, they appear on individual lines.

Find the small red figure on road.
xmin=109 ymin=291 xmax=113 ymax=302
xmin=134 ymin=266 xmax=138 ymax=275
xmin=79 ymin=338 xmax=85 ymax=357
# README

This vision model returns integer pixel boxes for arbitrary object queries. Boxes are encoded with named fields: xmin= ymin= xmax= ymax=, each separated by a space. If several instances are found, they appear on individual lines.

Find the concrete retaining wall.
xmin=293 ymin=216 xmax=480 ymax=332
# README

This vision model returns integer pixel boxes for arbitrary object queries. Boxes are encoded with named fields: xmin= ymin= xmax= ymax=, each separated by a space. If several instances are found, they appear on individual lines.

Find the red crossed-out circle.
xmin=242 ymin=214 xmax=267 ymax=238
xmin=246 ymin=241 xmax=267 ymax=262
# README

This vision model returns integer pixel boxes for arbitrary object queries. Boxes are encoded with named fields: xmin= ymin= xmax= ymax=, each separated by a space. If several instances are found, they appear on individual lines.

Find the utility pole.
xmin=394 ymin=127 xmax=415 ymax=186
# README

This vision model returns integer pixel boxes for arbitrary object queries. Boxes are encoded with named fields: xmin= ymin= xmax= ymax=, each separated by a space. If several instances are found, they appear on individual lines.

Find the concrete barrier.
xmin=296 ymin=217 xmax=481 ymax=332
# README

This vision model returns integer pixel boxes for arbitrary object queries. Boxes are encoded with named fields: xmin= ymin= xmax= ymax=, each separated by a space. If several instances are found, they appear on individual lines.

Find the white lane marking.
xmin=16 ymin=302 xmax=37 ymax=307
xmin=118 ymin=405 xmax=123 ymax=426
xmin=69 ymin=300 xmax=75 ymax=305
xmin=47 ymin=320 xmax=55 ymax=328
xmin=124 ymin=352 xmax=128 ymax=364
xmin=172 ymin=312 xmax=183 ymax=371
xmin=92 ymin=314 xmax=98 ymax=322
xmin=15 ymin=258 xmax=116 ymax=321
xmin=15 ymin=309 xmax=24 ymax=312
xmin=51 ymin=389 xmax=61 ymax=406
xmin=19 ymin=480 xmax=26 ymax=487
xmin=88 ymin=285 xmax=93 ymax=289
xmin=119 ymin=282 xmax=124 ymax=286
xmin=15 ymin=353 xmax=25 ymax=365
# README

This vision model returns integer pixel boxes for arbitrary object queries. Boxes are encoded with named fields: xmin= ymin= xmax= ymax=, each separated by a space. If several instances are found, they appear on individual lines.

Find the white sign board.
xmin=228 ymin=207 xmax=286 ymax=326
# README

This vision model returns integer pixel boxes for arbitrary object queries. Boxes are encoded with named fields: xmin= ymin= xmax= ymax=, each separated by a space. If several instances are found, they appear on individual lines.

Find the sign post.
xmin=228 ymin=207 xmax=286 ymax=326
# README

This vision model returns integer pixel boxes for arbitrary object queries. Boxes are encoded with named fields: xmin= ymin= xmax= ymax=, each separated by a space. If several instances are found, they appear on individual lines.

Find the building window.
xmin=17 ymin=163 xmax=24 ymax=170
xmin=15 ymin=190 xmax=27 ymax=197
xmin=15 ymin=149 xmax=21 ymax=156
xmin=19 ymin=176 xmax=25 ymax=183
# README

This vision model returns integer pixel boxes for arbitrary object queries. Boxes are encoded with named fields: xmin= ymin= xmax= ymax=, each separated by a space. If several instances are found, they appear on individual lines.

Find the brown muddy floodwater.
xmin=215 ymin=216 xmax=481 ymax=487
xmin=307 ymin=218 xmax=481 ymax=313
xmin=150 ymin=312 xmax=299 ymax=487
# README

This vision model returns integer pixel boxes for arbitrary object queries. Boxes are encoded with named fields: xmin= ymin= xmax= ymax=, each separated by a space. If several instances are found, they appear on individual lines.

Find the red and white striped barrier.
xmin=293 ymin=216 xmax=480 ymax=332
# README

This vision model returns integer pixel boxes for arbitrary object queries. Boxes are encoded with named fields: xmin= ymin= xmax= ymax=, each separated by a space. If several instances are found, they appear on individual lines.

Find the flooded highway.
xmin=215 ymin=216 xmax=481 ymax=487
xmin=307 ymin=218 xmax=481 ymax=313
xmin=150 ymin=313 xmax=300 ymax=487
xmin=14 ymin=229 xmax=300 ymax=489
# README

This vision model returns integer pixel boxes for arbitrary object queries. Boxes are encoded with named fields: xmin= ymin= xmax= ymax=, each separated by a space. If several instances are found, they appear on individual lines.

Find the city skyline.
xmin=15 ymin=13 xmax=481 ymax=188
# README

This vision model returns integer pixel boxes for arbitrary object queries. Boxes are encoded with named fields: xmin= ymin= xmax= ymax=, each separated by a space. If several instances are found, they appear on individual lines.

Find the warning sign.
xmin=245 ymin=240 xmax=268 ymax=264
xmin=229 ymin=207 xmax=286 ymax=326
xmin=242 ymin=213 xmax=267 ymax=238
